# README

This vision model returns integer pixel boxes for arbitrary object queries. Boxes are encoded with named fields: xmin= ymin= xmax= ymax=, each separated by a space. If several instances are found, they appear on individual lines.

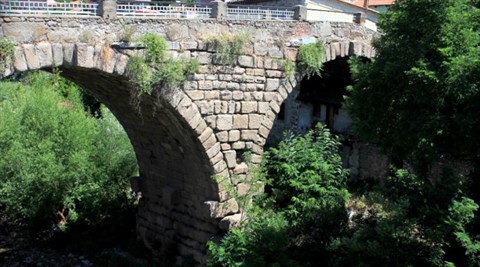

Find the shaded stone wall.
xmin=1 ymin=16 xmax=377 ymax=264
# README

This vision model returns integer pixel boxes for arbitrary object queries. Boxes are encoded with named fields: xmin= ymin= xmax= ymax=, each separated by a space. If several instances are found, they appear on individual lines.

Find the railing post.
xmin=294 ymin=5 xmax=307 ymax=21
xmin=211 ymin=0 xmax=227 ymax=21
xmin=354 ymin=12 xmax=366 ymax=25
xmin=98 ymin=0 xmax=116 ymax=20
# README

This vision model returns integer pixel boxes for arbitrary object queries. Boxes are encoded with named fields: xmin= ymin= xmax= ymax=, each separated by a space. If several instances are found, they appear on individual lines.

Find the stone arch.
xmin=4 ymin=42 xmax=232 ymax=264
xmin=257 ymin=40 xmax=375 ymax=148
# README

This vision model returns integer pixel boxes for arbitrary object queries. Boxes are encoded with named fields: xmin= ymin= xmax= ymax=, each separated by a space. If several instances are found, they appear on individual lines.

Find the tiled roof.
xmin=340 ymin=0 xmax=395 ymax=8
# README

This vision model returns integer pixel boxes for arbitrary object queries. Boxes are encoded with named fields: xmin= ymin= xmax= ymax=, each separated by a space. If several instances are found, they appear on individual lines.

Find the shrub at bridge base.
xmin=0 ymin=72 xmax=138 ymax=233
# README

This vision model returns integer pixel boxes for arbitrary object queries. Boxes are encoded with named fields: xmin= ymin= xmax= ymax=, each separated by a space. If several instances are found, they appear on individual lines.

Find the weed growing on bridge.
xmin=297 ymin=40 xmax=324 ymax=79
xmin=138 ymin=33 xmax=167 ymax=64
xmin=125 ymin=33 xmax=199 ymax=104
xmin=0 ymin=37 xmax=14 ymax=73
xmin=207 ymin=32 xmax=250 ymax=66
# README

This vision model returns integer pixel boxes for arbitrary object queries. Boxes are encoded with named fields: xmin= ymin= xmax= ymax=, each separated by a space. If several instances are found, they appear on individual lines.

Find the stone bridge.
xmin=0 ymin=15 xmax=376 ymax=264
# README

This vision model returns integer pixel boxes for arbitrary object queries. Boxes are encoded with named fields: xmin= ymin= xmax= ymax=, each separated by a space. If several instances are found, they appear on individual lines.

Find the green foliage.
xmin=208 ymin=209 xmax=301 ymax=267
xmin=0 ymin=72 xmax=138 ymax=232
xmin=126 ymin=56 xmax=153 ymax=95
xmin=331 ymin=168 xmax=480 ymax=267
xmin=297 ymin=41 xmax=324 ymax=79
xmin=0 ymin=37 xmax=14 ymax=72
xmin=346 ymin=0 xmax=480 ymax=168
xmin=126 ymin=33 xmax=198 ymax=98
xmin=139 ymin=33 xmax=167 ymax=64
xmin=263 ymin=124 xmax=349 ymax=229
xmin=207 ymin=33 xmax=250 ymax=66
xmin=208 ymin=125 xmax=349 ymax=266
xmin=156 ymin=59 xmax=199 ymax=89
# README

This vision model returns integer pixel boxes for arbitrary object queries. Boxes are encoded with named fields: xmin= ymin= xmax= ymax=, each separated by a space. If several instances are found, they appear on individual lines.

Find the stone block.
xmin=233 ymin=115 xmax=248 ymax=129
xmin=207 ymin=143 xmax=222 ymax=158
xmin=229 ymin=130 xmax=241 ymax=142
xmin=237 ymin=183 xmax=250 ymax=196
xmin=220 ymin=91 xmax=232 ymax=100
xmin=23 ymin=44 xmax=39 ymax=70
xmin=232 ymin=141 xmax=245 ymax=150
xmin=198 ymin=101 xmax=214 ymax=115
xmin=224 ymin=150 xmax=237 ymax=168
xmin=241 ymin=130 xmax=257 ymax=141
xmin=186 ymin=91 xmax=204 ymax=100
xmin=204 ymin=91 xmax=220 ymax=100
xmin=210 ymin=151 xmax=224 ymax=166
xmin=232 ymin=91 xmax=243 ymax=100
xmin=216 ymin=131 xmax=229 ymax=142
xmin=248 ymin=114 xmax=263 ymax=129
xmin=265 ymin=78 xmax=280 ymax=91
xmin=198 ymin=81 xmax=213 ymax=90
xmin=241 ymin=101 xmax=257 ymax=113
xmin=233 ymin=162 xmax=248 ymax=175
xmin=221 ymin=143 xmax=231 ymax=151
xmin=184 ymin=81 xmax=198 ymax=90
xmin=216 ymin=115 xmax=233 ymax=130
xmin=219 ymin=214 xmax=242 ymax=231
xmin=76 ymin=44 xmax=95 ymax=68
xmin=238 ymin=55 xmax=254 ymax=68
xmin=204 ymin=198 xmax=239 ymax=219
xmin=13 ymin=47 xmax=28 ymax=72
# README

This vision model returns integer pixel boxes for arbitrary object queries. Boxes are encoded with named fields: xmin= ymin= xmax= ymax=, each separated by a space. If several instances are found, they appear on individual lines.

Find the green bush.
xmin=0 ymin=72 xmax=138 ymax=232
xmin=208 ymin=125 xmax=350 ymax=266
xmin=263 ymin=124 xmax=349 ymax=229
xmin=297 ymin=41 xmax=324 ymax=79
xmin=330 ymin=168 xmax=480 ymax=267
xmin=139 ymin=33 xmax=167 ymax=64
xmin=207 ymin=33 xmax=249 ymax=66
xmin=0 ymin=37 xmax=14 ymax=72
xmin=208 ymin=209 xmax=301 ymax=267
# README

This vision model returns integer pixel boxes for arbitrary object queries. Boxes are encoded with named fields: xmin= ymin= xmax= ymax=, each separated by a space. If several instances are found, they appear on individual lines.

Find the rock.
xmin=219 ymin=214 xmax=242 ymax=230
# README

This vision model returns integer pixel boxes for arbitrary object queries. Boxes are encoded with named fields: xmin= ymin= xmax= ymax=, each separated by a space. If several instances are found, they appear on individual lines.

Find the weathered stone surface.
xmin=233 ymin=162 xmax=248 ymax=174
xmin=265 ymin=78 xmax=280 ymax=91
xmin=216 ymin=131 xmax=229 ymax=142
xmin=238 ymin=55 xmax=254 ymax=67
xmin=23 ymin=44 xmax=40 ymax=70
xmin=76 ymin=44 xmax=95 ymax=68
xmin=241 ymin=102 xmax=257 ymax=113
xmin=3 ymin=23 xmax=46 ymax=43
xmin=219 ymin=214 xmax=242 ymax=231
xmin=229 ymin=130 xmax=240 ymax=142
xmin=248 ymin=114 xmax=263 ymax=129
xmin=216 ymin=115 xmax=233 ymax=130
xmin=205 ymin=198 xmax=239 ymax=218
xmin=233 ymin=115 xmax=248 ymax=129
xmin=224 ymin=150 xmax=237 ymax=168
xmin=13 ymin=47 xmax=27 ymax=72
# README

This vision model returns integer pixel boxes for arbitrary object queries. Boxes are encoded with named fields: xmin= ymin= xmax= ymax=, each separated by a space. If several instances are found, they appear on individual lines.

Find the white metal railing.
xmin=306 ymin=9 xmax=355 ymax=23
xmin=227 ymin=5 xmax=294 ymax=20
xmin=0 ymin=0 xmax=98 ymax=16
xmin=117 ymin=2 xmax=211 ymax=18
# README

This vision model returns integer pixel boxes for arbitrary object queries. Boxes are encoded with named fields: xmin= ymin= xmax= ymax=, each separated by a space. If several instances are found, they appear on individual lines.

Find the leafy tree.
xmin=208 ymin=125 xmax=349 ymax=266
xmin=347 ymin=0 xmax=480 ymax=171
xmin=0 ymin=72 xmax=138 ymax=232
